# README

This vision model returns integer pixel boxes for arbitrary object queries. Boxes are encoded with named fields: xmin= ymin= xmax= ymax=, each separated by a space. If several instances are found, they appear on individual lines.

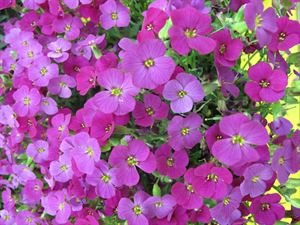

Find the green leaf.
xmin=231 ymin=21 xmax=248 ymax=34
xmin=91 ymin=45 xmax=102 ymax=59
xmin=287 ymin=52 xmax=300 ymax=67
xmin=271 ymin=102 xmax=282 ymax=118
xmin=109 ymin=137 xmax=120 ymax=147
xmin=275 ymin=222 xmax=289 ymax=225
xmin=233 ymin=6 xmax=244 ymax=22
xmin=290 ymin=198 xmax=300 ymax=208
xmin=101 ymin=142 xmax=111 ymax=152
xmin=285 ymin=178 xmax=300 ymax=189
xmin=152 ymin=182 xmax=161 ymax=196
xmin=159 ymin=18 xmax=172 ymax=40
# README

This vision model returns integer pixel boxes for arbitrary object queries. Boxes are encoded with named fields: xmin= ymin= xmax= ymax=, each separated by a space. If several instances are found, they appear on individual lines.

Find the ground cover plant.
xmin=0 ymin=0 xmax=300 ymax=224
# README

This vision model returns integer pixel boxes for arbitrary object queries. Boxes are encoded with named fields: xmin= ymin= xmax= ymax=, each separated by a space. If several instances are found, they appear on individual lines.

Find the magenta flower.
xmin=26 ymin=140 xmax=49 ymax=163
xmin=163 ymin=72 xmax=205 ymax=113
xmin=212 ymin=113 xmax=269 ymax=166
xmin=90 ymin=112 xmax=115 ymax=144
xmin=144 ymin=195 xmax=176 ymax=219
xmin=49 ymin=154 xmax=74 ymax=183
xmin=205 ymin=123 xmax=229 ymax=150
xmin=48 ymin=75 xmax=76 ymax=98
xmin=240 ymin=163 xmax=273 ymax=197
xmin=12 ymin=85 xmax=41 ymax=117
xmin=108 ymin=139 xmax=156 ymax=186
xmin=169 ymin=6 xmax=216 ymax=55
xmin=269 ymin=17 xmax=300 ymax=51
xmin=167 ymin=113 xmax=202 ymax=151
xmin=171 ymin=168 xmax=203 ymax=209
xmin=99 ymin=0 xmax=130 ymax=30
xmin=139 ymin=7 xmax=168 ymax=40
xmin=244 ymin=0 xmax=278 ymax=46
xmin=0 ymin=0 xmax=15 ymax=10
xmin=63 ymin=55 xmax=89 ymax=76
xmin=93 ymin=68 xmax=139 ymax=115
xmin=64 ymin=0 xmax=92 ymax=9
xmin=211 ymin=29 xmax=243 ymax=67
xmin=193 ymin=163 xmax=233 ymax=200
xmin=41 ymin=190 xmax=71 ymax=224
xmin=121 ymin=39 xmax=176 ymax=89
xmin=117 ymin=191 xmax=149 ymax=225
xmin=22 ymin=179 xmax=43 ymax=205
xmin=171 ymin=0 xmax=209 ymax=13
xmin=15 ymin=211 xmax=40 ymax=225
xmin=216 ymin=65 xmax=240 ymax=97
xmin=47 ymin=38 xmax=72 ymax=63
xmin=132 ymin=93 xmax=169 ymax=127
xmin=86 ymin=160 xmax=118 ymax=199
xmin=249 ymin=194 xmax=285 ymax=225
xmin=76 ymin=66 xmax=98 ymax=95
xmin=155 ymin=144 xmax=189 ymax=179
xmin=53 ymin=15 xmax=83 ymax=40
xmin=245 ymin=62 xmax=288 ymax=102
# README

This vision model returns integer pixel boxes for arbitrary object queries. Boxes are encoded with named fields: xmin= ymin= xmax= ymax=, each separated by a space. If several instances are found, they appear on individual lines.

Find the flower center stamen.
xmin=231 ymin=135 xmax=245 ymax=145
xmin=111 ymin=12 xmax=118 ymax=20
xmin=133 ymin=205 xmax=142 ymax=215
xmin=259 ymin=79 xmax=270 ymax=88
xmin=144 ymin=58 xmax=155 ymax=68
xmin=166 ymin=157 xmax=174 ymax=167
xmin=177 ymin=90 xmax=187 ymax=98
xmin=23 ymin=96 xmax=31 ymax=106
xmin=145 ymin=107 xmax=154 ymax=116
xmin=127 ymin=156 xmax=138 ymax=166
xmin=184 ymin=28 xmax=197 ymax=38
xmin=101 ymin=174 xmax=111 ymax=183
xmin=181 ymin=127 xmax=190 ymax=136
xmin=111 ymin=88 xmax=122 ymax=96
xmin=206 ymin=173 xmax=219 ymax=182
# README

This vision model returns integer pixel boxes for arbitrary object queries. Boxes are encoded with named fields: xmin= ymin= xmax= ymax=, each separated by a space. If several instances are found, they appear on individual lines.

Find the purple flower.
xmin=132 ymin=93 xmax=169 ymax=127
xmin=12 ymin=85 xmax=41 ymax=117
xmin=26 ymin=139 xmax=49 ymax=163
xmin=0 ymin=105 xmax=19 ymax=128
xmin=249 ymin=194 xmax=285 ymax=225
xmin=76 ymin=66 xmax=98 ymax=96
xmin=171 ymin=0 xmax=210 ymax=13
xmin=245 ymin=62 xmax=288 ymax=102
xmin=269 ymin=117 xmax=292 ymax=136
xmin=272 ymin=141 xmax=298 ymax=184
xmin=41 ymin=190 xmax=71 ymax=224
xmin=121 ymin=39 xmax=176 ymax=89
xmin=118 ymin=191 xmax=149 ymax=225
xmin=155 ymin=144 xmax=189 ymax=179
xmin=193 ymin=163 xmax=233 ymax=200
xmin=93 ymin=68 xmax=139 ymax=115
xmin=210 ymin=188 xmax=242 ymax=225
xmin=163 ymin=73 xmax=205 ymax=113
xmin=211 ymin=113 xmax=270 ymax=166
xmin=47 ymin=38 xmax=72 ymax=63
xmin=99 ymin=0 xmax=130 ymax=30
xmin=48 ymin=75 xmax=76 ymax=98
xmin=169 ymin=6 xmax=216 ymax=55
xmin=40 ymin=97 xmax=58 ymax=115
xmin=86 ymin=160 xmax=118 ymax=199
xmin=240 ymin=163 xmax=273 ymax=197
xmin=53 ymin=15 xmax=83 ymax=40
xmin=167 ymin=113 xmax=202 ymax=151
xmin=211 ymin=29 xmax=243 ymax=67
xmin=244 ymin=0 xmax=278 ymax=46
xmin=49 ymin=154 xmax=74 ymax=183
xmin=22 ymin=179 xmax=43 ymax=205
xmin=216 ymin=65 xmax=240 ymax=97
xmin=144 ymin=195 xmax=176 ymax=219
xmin=63 ymin=0 xmax=92 ymax=9
xmin=108 ymin=139 xmax=156 ymax=186
xmin=269 ymin=17 xmax=300 ymax=51
xmin=0 ymin=209 xmax=15 ymax=225
xmin=17 ymin=40 xmax=43 ymax=67
xmin=171 ymin=168 xmax=203 ymax=209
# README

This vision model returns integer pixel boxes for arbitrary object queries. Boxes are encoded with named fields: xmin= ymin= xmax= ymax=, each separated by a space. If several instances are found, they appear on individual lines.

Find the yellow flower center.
xmin=184 ymin=28 xmax=197 ymax=38
xmin=155 ymin=201 xmax=163 ymax=208
xmin=206 ymin=173 xmax=219 ymax=182
xmin=278 ymin=157 xmax=285 ymax=165
xmin=25 ymin=217 xmax=33 ymax=223
xmin=65 ymin=24 xmax=71 ymax=32
xmin=37 ymin=147 xmax=45 ymax=153
xmin=177 ymin=90 xmax=187 ymax=98
xmin=251 ymin=176 xmax=260 ymax=183
xmin=85 ymin=146 xmax=94 ymax=157
xmin=60 ymin=164 xmax=68 ymax=171
xmin=133 ymin=205 xmax=142 ymax=215
xmin=219 ymin=44 xmax=227 ymax=54
xmin=111 ymin=12 xmax=118 ymax=20
xmin=145 ymin=107 xmax=154 ymax=116
xmin=186 ymin=184 xmax=194 ymax=193
xmin=259 ymin=79 xmax=270 ymax=88
xmin=223 ymin=197 xmax=231 ymax=205
xmin=105 ymin=124 xmax=112 ymax=133
xmin=59 ymin=202 xmax=65 ymax=210
xmin=27 ymin=51 xmax=34 ymax=58
xmin=40 ymin=67 xmax=48 ymax=76
xmin=23 ymin=96 xmax=31 ymax=106
xmin=166 ymin=157 xmax=174 ymax=167
xmin=59 ymin=82 xmax=67 ymax=88
xmin=261 ymin=203 xmax=270 ymax=211
xmin=181 ymin=127 xmax=190 ymax=136
xmin=144 ymin=58 xmax=155 ymax=68
xmin=111 ymin=88 xmax=122 ymax=96
xmin=146 ymin=23 xmax=154 ymax=31
xmin=278 ymin=32 xmax=286 ymax=41
xmin=127 ymin=156 xmax=138 ymax=166
xmin=101 ymin=174 xmax=111 ymax=183
xmin=231 ymin=135 xmax=245 ymax=145
xmin=255 ymin=15 xmax=263 ymax=27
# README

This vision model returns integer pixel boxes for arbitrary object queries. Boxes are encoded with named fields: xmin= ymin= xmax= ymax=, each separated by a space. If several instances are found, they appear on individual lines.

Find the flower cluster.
xmin=0 ymin=0 xmax=300 ymax=225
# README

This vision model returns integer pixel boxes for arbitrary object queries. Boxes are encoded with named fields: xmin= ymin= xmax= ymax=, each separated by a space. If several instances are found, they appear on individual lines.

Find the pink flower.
xmin=169 ymin=6 xmax=216 ymax=55
xmin=93 ymin=68 xmax=139 ymax=115
xmin=26 ymin=140 xmax=49 ymax=163
xmin=76 ymin=66 xmax=98 ymax=95
xmin=132 ymin=93 xmax=169 ymax=127
xmin=49 ymin=154 xmax=74 ymax=183
xmin=12 ymin=85 xmax=41 ymax=117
